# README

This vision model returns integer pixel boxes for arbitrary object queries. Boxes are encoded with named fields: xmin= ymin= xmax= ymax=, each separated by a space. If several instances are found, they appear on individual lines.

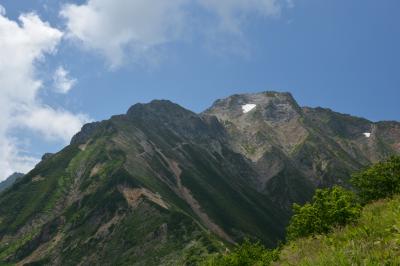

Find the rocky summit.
xmin=0 ymin=91 xmax=399 ymax=265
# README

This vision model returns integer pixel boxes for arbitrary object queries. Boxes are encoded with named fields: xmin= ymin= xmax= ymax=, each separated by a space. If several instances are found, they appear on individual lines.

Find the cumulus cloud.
xmin=0 ymin=7 xmax=89 ymax=180
xmin=61 ymin=0 xmax=187 ymax=68
xmin=16 ymin=106 xmax=90 ymax=142
xmin=60 ymin=0 xmax=292 ymax=67
xmin=53 ymin=66 xmax=77 ymax=93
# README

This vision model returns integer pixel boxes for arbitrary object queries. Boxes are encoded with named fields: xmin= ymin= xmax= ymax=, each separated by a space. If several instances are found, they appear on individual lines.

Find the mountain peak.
xmin=204 ymin=91 xmax=302 ymax=123
xmin=126 ymin=99 xmax=225 ymax=141
xmin=211 ymin=91 xmax=296 ymax=105
xmin=126 ymin=99 xmax=198 ymax=127
xmin=127 ymin=99 xmax=192 ymax=117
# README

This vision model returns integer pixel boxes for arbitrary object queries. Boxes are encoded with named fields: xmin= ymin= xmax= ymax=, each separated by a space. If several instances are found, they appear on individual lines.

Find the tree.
xmin=351 ymin=156 xmax=400 ymax=204
xmin=286 ymin=186 xmax=361 ymax=240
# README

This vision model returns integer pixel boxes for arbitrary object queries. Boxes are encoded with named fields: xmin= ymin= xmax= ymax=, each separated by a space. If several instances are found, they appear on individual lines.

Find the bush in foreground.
xmin=286 ymin=186 xmax=361 ymax=240
xmin=201 ymin=239 xmax=279 ymax=266
xmin=278 ymin=196 xmax=400 ymax=265
xmin=351 ymin=156 xmax=400 ymax=204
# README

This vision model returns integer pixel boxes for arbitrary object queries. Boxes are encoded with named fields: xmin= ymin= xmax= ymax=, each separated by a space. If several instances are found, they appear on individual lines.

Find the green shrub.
xmin=202 ymin=239 xmax=279 ymax=266
xmin=286 ymin=186 xmax=361 ymax=240
xmin=277 ymin=196 xmax=400 ymax=265
xmin=351 ymin=156 xmax=400 ymax=204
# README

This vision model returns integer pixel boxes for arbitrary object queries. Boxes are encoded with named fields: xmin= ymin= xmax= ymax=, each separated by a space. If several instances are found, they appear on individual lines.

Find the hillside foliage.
xmin=286 ymin=186 xmax=361 ymax=240
xmin=206 ymin=156 xmax=400 ymax=265
xmin=277 ymin=196 xmax=400 ymax=265
xmin=201 ymin=239 xmax=279 ymax=266
xmin=351 ymin=156 xmax=400 ymax=204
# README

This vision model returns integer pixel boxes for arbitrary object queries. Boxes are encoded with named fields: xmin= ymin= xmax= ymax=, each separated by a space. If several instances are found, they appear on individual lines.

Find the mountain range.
xmin=0 ymin=91 xmax=399 ymax=265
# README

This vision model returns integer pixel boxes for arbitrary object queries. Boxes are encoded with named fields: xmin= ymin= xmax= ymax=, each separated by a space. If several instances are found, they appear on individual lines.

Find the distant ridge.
xmin=0 ymin=172 xmax=24 ymax=192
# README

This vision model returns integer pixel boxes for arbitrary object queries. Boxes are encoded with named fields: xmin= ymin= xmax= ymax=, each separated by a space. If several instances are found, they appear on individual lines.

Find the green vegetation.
xmin=206 ymin=156 xmax=400 ymax=265
xmin=0 ymin=229 xmax=39 ymax=261
xmin=0 ymin=145 xmax=80 ymax=234
xmin=278 ymin=196 xmax=400 ymax=265
xmin=351 ymin=156 xmax=400 ymax=204
xmin=286 ymin=186 xmax=361 ymax=240
xmin=201 ymin=239 xmax=279 ymax=266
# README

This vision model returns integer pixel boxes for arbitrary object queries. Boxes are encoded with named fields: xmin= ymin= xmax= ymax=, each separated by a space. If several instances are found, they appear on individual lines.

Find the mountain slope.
xmin=0 ymin=91 xmax=399 ymax=265
xmin=0 ymin=100 xmax=287 ymax=265
xmin=204 ymin=91 xmax=400 ymax=208
xmin=276 ymin=196 xmax=400 ymax=265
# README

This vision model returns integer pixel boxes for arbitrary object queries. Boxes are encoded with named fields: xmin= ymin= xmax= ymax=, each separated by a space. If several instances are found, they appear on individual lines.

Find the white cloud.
xmin=0 ymin=138 xmax=39 ymax=179
xmin=17 ymin=106 xmax=90 ymax=142
xmin=53 ymin=66 xmax=77 ymax=93
xmin=60 ymin=0 xmax=292 ymax=67
xmin=61 ymin=0 xmax=187 ymax=68
xmin=0 ymin=8 xmax=90 ymax=180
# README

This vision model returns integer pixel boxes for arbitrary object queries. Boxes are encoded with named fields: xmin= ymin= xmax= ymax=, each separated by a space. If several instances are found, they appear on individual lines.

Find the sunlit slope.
xmin=277 ymin=196 xmax=400 ymax=265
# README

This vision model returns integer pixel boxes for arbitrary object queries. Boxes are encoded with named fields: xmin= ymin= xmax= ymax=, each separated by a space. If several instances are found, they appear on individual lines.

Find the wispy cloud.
xmin=53 ymin=66 xmax=77 ymax=93
xmin=198 ymin=0 xmax=283 ymax=35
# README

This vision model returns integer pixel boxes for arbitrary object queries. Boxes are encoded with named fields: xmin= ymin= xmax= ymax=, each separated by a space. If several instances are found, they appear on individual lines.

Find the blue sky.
xmin=0 ymin=0 xmax=399 ymax=179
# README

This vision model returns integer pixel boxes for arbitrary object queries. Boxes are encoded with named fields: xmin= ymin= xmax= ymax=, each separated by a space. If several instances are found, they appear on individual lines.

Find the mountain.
xmin=0 ymin=173 xmax=24 ymax=193
xmin=0 ymin=91 xmax=399 ymax=265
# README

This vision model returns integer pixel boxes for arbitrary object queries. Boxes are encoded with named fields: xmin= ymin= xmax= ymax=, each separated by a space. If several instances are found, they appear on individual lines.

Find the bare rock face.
xmin=204 ymin=91 xmax=308 ymax=160
xmin=205 ymin=91 xmax=301 ymax=123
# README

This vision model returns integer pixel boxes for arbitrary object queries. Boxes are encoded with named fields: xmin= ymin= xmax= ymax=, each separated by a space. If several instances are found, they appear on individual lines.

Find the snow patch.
xmin=242 ymin=104 xmax=257 ymax=113
xmin=363 ymin=132 xmax=371 ymax=138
